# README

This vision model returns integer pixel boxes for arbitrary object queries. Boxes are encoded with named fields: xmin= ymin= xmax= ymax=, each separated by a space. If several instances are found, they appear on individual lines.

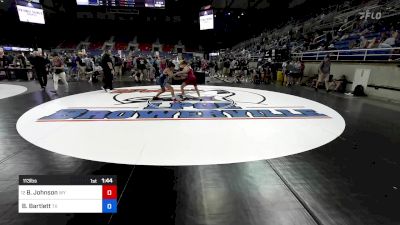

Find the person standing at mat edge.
xmin=101 ymin=50 xmax=114 ymax=92
xmin=0 ymin=48 xmax=9 ymax=79
xmin=31 ymin=51 xmax=49 ymax=90
xmin=315 ymin=55 xmax=331 ymax=92
xmin=51 ymin=53 xmax=69 ymax=94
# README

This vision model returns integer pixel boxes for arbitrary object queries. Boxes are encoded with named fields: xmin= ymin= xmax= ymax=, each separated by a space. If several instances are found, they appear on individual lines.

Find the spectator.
xmin=315 ymin=55 xmax=331 ymax=92
xmin=367 ymin=38 xmax=378 ymax=48
xmin=135 ymin=55 xmax=147 ymax=83
xmin=358 ymin=36 xmax=369 ymax=49
xmin=160 ymin=58 xmax=167 ymax=73
xmin=84 ymin=56 xmax=95 ymax=81
xmin=0 ymin=48 xmax=7 ymax=68
xmin=251 ymin=69 xmax=259 ymax=84
xmin=147 ymin=57 xmax=156 ymax=82
xmin=172 ymin=57 xmax=180 ymax=71
xmin=101 ymin=50 xmax=114 ymax=92
xmin=69 ymin=53 xmax=78 ymax=77
xmin=75 ymin=52 xmax=86 ymax=80
xmin=201 ymin=59 xmax=208 ymax=71
xmin=230 ymin=58 xmax=237 ymax=76
xmin=328 ymin=75 xmax=348 ymax=93
xmin=299 ymin=60 xmax=305 ymax=84
xmin=113 ymin=54 xmax=123 ymax=80
xmin=124 ymin=56 xmax=133 ymax=76
xmin=30 ymin=51 xmax=49 ymax=90
xmin=285 ymin=61 xmax=295 ymax=87
xmin=153 ymin=57 xmax=161 ymax=79
xmin=217 ymin=59 xmax=223 ymax=76
xmin=282 ymin=61 xmax=288 ymax=79
xmin=379 ymin=31 xmax=398 ymax=48
xmin=223 ymin=58 xmax=230 ymax=78
xmin=51 ymin=53 xmax=69 ymax=94
xmin=0 ymin=48 xmax=8 ymax=74
xmin=208 ymin=60 xmax=216 ymax=77
xmin=14 ymin=52 xmax=27 ymax=69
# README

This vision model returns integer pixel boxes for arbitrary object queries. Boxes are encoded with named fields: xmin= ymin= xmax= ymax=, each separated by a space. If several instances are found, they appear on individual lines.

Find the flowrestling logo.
xmin=37 ymin=88 xmax=329 ymax=122
xmin=359 ymin=9 xmax=382 ymax=20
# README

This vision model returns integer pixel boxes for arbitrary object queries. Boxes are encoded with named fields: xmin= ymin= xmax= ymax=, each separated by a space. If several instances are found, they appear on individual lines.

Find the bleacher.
xmin=162 ymin=44 xmax=174 ymax=52
xmin=88 ymin=41 xmax=104 ymax=50
xmin=115 ymin=42 xmax=128 ymax=51
xmin=59 ymin=41 xmax=78 ymax=49
xmin=137 ymin=43 xmax=151 ymax=52
xmin=114 ymin=36 xmax=131 ymax=51
xmin=230 ymin=0 xmax=400 ymax=62
xmin=298 ymin=48 xmax=397 ymax=62
xmin=52 ymin=32 xmax=202 ymax=56
xmin=87 ymin=34 xmax=109 ymax=51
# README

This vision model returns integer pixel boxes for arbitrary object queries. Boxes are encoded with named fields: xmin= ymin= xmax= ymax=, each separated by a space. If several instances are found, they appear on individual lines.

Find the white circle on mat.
xmin=0 ymin=84 xmax=27 ymax=99
xmin=17 ymin=86 xmax=345 ymax=166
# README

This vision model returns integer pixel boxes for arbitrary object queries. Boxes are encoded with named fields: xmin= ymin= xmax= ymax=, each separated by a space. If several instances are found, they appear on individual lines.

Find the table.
xmin=1 ymin=68 xmax=33 ymax=80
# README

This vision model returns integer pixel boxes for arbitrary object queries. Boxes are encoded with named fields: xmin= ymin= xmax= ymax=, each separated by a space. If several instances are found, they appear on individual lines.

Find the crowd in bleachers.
xmin=232 ymin=0 xmax=400 ymax=61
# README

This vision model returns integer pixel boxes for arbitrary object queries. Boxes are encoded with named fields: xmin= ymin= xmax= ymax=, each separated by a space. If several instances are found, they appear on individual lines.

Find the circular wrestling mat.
xmin=0 ymin=84 xmax=27 ymax=100
xmin=17 ymin=85 xmax=345 ymax=166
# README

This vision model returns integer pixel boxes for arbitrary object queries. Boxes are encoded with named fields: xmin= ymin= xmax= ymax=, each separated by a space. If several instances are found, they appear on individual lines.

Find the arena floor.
xmin=1 ymin=78 xmax=400 ymax=225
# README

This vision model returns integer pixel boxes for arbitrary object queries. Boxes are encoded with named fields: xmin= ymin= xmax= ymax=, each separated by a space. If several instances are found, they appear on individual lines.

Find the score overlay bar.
xmin=18 ymin=175 xmax=117 ymax=213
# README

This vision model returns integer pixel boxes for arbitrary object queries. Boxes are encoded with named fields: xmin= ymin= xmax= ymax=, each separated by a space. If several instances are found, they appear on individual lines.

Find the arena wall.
xmin=304 ymin=62 xmax=400 ymax=102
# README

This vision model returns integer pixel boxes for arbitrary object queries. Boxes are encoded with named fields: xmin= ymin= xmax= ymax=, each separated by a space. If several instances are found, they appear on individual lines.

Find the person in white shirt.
xmin=230 ymin=59 xmax=237 ymax=77
xmin=379 ymin=31 xmax=398 ymax=48
xmin=282 ymin=61 xmax=287 ymax=75
xmin=51 ymin=53 xmax=69 ymax=94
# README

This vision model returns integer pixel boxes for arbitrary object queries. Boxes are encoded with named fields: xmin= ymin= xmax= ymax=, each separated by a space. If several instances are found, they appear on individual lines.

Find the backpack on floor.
xmin=353 ymin=85 xmax=367 ymax=96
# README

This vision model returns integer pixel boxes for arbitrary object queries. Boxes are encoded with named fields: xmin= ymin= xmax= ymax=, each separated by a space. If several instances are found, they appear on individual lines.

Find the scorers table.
xmin=18 ymin=175 xmax=117 ymax=213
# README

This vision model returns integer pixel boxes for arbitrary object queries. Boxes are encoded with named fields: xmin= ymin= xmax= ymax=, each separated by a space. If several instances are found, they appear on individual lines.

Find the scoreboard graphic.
xmin=18 ymin=175 xmax=117 ymax=213
xmin=76 ymin=0 xmax=165 ymax=8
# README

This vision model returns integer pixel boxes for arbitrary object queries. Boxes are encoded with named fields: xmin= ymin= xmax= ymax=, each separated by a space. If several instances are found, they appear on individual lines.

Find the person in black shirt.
xmin=101 ymin=50 xmax=114 ymax=92
xmin=30 ymin=51 xmax=49 ymax=89
xmin=135 ymin=56 xmax=147 ymax=83
xmin=0 ymin=48 xmax=9 ymax=79
xmin=223 ymin=59 xmax=230 ymax=78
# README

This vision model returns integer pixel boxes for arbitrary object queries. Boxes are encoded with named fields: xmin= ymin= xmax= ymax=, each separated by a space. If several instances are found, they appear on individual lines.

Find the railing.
xmin=292 ymin=47 xmax=400 ymax=62
xmin=313 ymin=33 xmax=327 ymax=44
xmin=338 ymin=19 xmax=356 ymax=32
xmin=232 ymin=0 xmax=400 ymax=53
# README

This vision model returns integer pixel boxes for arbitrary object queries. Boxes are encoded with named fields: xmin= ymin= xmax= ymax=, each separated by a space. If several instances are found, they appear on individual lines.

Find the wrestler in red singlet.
xmin=173 ymin=60 xmax=201 ymax=99
xmin=184 ymin=66 xmax=197 ymax=85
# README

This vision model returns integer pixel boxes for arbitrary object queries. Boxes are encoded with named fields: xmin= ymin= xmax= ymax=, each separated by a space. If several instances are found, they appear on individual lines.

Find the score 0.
xmin=102 ymin=185 xmax=117 ymax=213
